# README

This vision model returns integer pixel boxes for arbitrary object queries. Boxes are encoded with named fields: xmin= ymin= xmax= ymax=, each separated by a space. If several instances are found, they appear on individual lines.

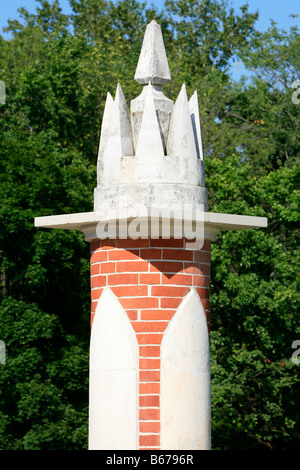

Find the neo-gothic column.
xmin=34 ymin=20 xmax=267 ymax=451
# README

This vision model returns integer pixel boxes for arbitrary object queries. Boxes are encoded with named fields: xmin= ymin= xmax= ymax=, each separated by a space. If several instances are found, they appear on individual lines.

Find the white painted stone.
xmin=114 ymin=83 xmax=134 ymax=156
xmin=97 ymin=92 xmax=114 ymax=184
xmin=135 ymin=83 xmax=164 ymax=157
xmin=105 ymin=147 xmax=201 ymax=187
xmin=98 ymin=92 xmax=114 ymax=160
xmin=131 ymin=84 xmax=173 ymax=153
xmin=100 ymin=83 xmax=134 ymax=184
xmin=94 ymin=22 xmax=208 ymax=210
xmin=167 ymin=84 xmax=198 ymax=159
xmin=198 ymin=159 xmax=206 ymax=187
xmin=94 ymin=183 xmax=208 ymax=213
xmin=134 ymin=20 xmax=171 ymax=85
xmin=161 ymin=288 xmax=211 ymax=450
xmin=34 ymin=209 xmax=268 ymax=243
xmin=119 ymin=156 xmax=136 ymax=183
xmin=189 ymin=91 xmax=204 ymax=160
xmin=104 ymin=83 xmax=133 ymax=158
xmin=135 ymin=154 xmax=198 ymax=184
xmin=89 ymin=287 xmax=139 ymax=450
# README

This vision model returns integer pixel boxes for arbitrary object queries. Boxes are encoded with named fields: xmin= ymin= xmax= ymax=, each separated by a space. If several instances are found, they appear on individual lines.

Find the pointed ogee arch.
xmin=161 ymin=288 xmax=211 ymax=450
xmin=89 ymin=287 xmax=139 ymax=450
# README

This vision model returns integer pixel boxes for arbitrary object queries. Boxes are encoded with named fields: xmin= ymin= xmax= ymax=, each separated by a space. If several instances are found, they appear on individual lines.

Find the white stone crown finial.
xmin=134 ymin=20 xmax=171 ymax=85
xmin=94 ymin=21 xmax=208 ymax=212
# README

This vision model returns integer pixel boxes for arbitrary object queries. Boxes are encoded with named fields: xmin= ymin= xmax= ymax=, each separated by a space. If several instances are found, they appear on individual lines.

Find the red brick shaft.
xmin=90 ymin=238 xmax=211 ymax=450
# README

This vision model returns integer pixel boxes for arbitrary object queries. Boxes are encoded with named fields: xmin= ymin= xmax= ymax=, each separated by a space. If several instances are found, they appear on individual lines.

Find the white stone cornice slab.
xmin=34 ymin=209 xmax=267 ymax=242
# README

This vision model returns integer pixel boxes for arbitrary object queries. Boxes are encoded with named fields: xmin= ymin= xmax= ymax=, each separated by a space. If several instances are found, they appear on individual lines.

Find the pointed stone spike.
xmin=189 ymin=91 xmax=204 ymax=160
xmin=103 ymin=83 xmax=134 ymax=158
xmin=135 ymin=83 xmax=164 ymax=157
xmin=134 ymin=20 xmax=171 ymax=85
xmin=167 ymin=84 xmax=198 ymax=159
xmin=114 ymin=83 xmax=134 ymax=156
xmin=103 ymin=101 xmax=121 ymax=159
xmin=98 ymin=92 xmax=114 ymax=160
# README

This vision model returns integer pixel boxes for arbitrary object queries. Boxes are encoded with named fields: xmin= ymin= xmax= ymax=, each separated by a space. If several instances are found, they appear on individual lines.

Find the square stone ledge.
xmin=34 ymin=209 xmax=267 ymax=243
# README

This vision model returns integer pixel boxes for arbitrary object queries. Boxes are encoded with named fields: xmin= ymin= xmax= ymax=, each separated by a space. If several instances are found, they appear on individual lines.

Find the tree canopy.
xmin=0 ymin=0 xmax=299 ymax=450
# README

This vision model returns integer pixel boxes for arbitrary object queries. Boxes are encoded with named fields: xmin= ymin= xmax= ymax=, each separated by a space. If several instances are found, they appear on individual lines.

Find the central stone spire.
xmin=134 ymin=20 xmax=171 ymax=85
xmin=131 ymin=20 xmax=173 ymax=153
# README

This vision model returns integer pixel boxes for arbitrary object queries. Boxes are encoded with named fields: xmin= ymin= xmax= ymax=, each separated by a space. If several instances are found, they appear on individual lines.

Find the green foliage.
xmin=0 ymin=0 xmax=299 ymax=450
xmin=207 ymin=157 xmax=300 ymax=449
xmin=0 ymin=298 xmax=89 ymax=449
xmin=211 ymin=334 xmax=299 ymax=450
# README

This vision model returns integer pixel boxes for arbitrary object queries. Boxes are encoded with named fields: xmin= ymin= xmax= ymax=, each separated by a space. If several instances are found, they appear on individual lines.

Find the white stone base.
xmin=94 ymin=183 xmax=208 ymax=212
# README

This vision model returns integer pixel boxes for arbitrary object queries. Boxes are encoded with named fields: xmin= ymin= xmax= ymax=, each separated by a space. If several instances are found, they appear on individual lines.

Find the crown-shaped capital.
xmin=134 ymin=20 xmax=171 ymax=85
xmin=95 ymin=21 xmax=208 ymax=212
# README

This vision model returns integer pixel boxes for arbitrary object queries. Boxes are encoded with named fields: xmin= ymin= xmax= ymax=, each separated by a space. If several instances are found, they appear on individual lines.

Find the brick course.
xmin=90 ymin=238 xmax=211 ymax=449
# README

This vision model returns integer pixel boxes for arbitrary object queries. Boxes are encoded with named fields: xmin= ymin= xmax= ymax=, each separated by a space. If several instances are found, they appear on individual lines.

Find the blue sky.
xmin=1 ymin=0 xmax=299 ymax=34
xmin=0 ymin=0 xmax=299 ymax=81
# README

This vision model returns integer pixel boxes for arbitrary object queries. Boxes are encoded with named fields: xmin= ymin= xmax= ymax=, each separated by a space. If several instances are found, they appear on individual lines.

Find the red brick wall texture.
xmin=90 ymin=237 xmax=211 ymax=450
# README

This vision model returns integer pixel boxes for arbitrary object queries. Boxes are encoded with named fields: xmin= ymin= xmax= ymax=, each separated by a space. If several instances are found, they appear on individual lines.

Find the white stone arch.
xmin=89 ymin=287 xmax=139 ymax=450
xmin=161 ymin=288 xmax=211 ymax=450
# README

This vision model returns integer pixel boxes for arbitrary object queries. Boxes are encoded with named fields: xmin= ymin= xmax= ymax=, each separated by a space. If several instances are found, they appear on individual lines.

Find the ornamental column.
xmin=35 ymin=20 xmax=267 ymax=450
